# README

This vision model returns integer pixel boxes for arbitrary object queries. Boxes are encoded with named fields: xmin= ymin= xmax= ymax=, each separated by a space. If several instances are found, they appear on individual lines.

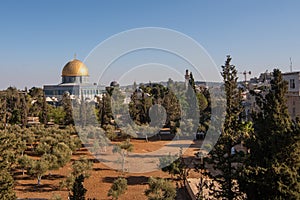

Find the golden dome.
xmin=62 ymin=59 xmax=89 ymax=77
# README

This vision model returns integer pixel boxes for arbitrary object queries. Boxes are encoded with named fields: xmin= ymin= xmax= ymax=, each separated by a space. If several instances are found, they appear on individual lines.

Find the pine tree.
xmin=70 ymin=174 xmax=87 ymax=200
xmin=239 ymin=69 xmax=300 ymax=199
xmin=205 ymin=56 xmax=245 ymax=199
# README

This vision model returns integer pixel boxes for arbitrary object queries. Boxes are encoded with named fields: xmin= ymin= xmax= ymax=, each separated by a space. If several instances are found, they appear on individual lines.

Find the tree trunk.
xmin=122 ymin=151 xmax=125 ymax=172
xmin=37 ymin=175 xmax=42 ymax=186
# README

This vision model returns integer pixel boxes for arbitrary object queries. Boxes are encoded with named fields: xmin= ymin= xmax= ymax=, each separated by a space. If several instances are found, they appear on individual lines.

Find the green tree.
xmin=129 ymin=84 xmax=168 ymax=125
xmin=98 ymin=93 xmax=113 ymax=127
xmin=0 ymin=169 xmax=16 ymax=200
xmin=27 ymin=126 xmax=75 ymax=185
xmin=185 ymin=72 xmax=199 ymax=120
xmin=199 ymin=88 xmax=211 ymax=133
xmin=240 ymin=69 xmax=300 ymax=200
xmin=52 ymin=142 xmax=72 ymax=168
xmin=129 ymin=89 xmax=151 ymax=125
xmin=77 ymin=95 xmax=87 ymax=128
xmin=5 ymin=87 xmax=21 ymax=124
xmin=162 ymin=91 xmax=181 ymax=133
xmin=0 ymin=128 xmax=25 ymax=169
xmin=0 ymin=96 xmax=7 ymax=129
xmin=111 ymin=85 xmax=126 ymax=116
xmin=48 ymin=106 xmax=66 ymax=124
xmin=105 ymin=124 xmax=117 ymax=140
xmin=72 ymin=157 xmax=93 ymax=178
xmin=206 ymin=56 xmax=245 ymax=200
xmin=70 ymin=174 xmax=87 ymax=200
xmin=60 ymin=156 xmax=93 ymax=190
xmin=159 ymin=149 xmax=191 ymax=183
xmin=28 ymin=87 xmax=45 ymax=120
xmin=17 ymin=154 xmax=32 ymax=176
xmin=40 ymin=94 xmax=48 ymax=124
xmin=107 ymin=177 xmax=128 ymax=200
xmin=144 ymin=177 xmax=176 ymax=200
xmin=50 ymin=194 xmax=62 ymax=200
xmin=113 ymin=139 xmax=133 ymax=173
xmin=20 ymin=94 xmax=28 ymax=127
xmin=62 ymin=92 xmax=74 ymax=125
xmin=158 ymin=153 xmax=183 ymax=179
xmin=28 ymin=87 xmax=43 ymax=98
xmin=28 ymin=158 xmax=49 ymax=186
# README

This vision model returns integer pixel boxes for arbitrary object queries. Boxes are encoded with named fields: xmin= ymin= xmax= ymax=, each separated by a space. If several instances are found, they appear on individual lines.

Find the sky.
xmin=0 ymin=0 xmax=300 ymax=89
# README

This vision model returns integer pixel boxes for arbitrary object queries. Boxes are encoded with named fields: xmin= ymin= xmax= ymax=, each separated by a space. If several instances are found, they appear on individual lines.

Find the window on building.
xmin=290 ymin=79 xmax=295 ymax=89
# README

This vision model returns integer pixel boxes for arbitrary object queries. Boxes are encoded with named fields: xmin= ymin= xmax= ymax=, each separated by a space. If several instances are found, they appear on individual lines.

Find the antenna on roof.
xmin=290 ymin=57 xmax=293 ymax=72
xmin=74 ymin=53 xmax=77 ymax=60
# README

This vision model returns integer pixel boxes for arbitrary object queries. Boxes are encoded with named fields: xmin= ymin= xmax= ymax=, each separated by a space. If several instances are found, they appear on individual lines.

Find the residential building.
xmin=283 ymin=71 xmax=300 ymax=119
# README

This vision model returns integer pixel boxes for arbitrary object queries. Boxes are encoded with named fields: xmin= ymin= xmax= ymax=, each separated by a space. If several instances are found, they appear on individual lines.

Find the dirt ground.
xmin=15 ymin=138 xmax=203 ymax=200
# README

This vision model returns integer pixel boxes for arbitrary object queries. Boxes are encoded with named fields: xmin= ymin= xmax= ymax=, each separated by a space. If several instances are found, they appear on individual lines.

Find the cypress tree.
xmin=70 ymin=174 xmax=87 ymax=200
xmin=20 ymin=94 xmax=28 ymax=127
xmin=185 ymin=72 xmax=198 ymax=120
xmin=79 ymin=95 xmax=87 ymax=128
xmin=206 ymin=56 xmax=245 ymax=199
xmin=41 ymin=94 xmax=48 ymax=125
xmin=99 ymin=93 xmax=113 ymax=127
xmin=0 ymin=96 xmax=7 ymax=129
xmin=240 ymin=69 xmax=300 ymax=199
xmin=62 ymin=92 xmax=74 ymax=125
xmin=162 ymin=91 xmax=181 ymax=133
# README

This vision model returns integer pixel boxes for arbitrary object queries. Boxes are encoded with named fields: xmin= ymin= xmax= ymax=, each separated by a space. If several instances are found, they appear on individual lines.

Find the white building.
xmin=283 ymin=71 xmax=300 ymax=119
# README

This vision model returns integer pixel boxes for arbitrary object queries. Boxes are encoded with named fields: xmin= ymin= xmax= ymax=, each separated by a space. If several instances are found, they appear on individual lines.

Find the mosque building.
xmin=43 ymin=58 xmax=105 ymax=101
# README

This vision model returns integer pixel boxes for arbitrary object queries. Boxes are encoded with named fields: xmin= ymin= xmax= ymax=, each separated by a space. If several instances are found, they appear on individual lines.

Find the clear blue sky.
xmin=0 ymin=0 xmax=299 ymax=89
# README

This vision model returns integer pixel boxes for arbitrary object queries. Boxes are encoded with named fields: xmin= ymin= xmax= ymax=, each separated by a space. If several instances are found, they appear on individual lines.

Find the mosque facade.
xmin=43 ymin=58 xmax=105 ymax=100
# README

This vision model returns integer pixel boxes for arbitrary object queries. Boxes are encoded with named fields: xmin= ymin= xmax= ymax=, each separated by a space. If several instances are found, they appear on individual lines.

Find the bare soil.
xmin=15 ymin=138 xmax=203 ymax=200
